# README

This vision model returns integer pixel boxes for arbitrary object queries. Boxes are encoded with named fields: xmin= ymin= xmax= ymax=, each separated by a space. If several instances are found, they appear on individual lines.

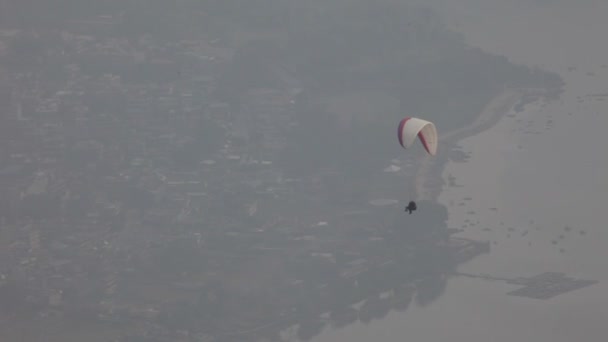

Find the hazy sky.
xmin=314 ymin=1 xmax=608 ymax=341
xmin=2 ymin=1 xmax=606 ymax=342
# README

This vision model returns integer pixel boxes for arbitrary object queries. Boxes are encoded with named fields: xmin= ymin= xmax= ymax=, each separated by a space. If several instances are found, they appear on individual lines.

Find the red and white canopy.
xmin=397 ymin=117 xmax=438 ymax=156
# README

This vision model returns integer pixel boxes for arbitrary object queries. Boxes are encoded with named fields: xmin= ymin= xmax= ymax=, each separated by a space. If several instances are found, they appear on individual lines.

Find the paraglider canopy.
xmin=397 ymin=117 xmax=438 ymax=156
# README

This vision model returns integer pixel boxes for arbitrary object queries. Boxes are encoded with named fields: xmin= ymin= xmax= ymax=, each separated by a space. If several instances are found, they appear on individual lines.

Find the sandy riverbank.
xmin=414 ymin=88 xmax=527 ymax=201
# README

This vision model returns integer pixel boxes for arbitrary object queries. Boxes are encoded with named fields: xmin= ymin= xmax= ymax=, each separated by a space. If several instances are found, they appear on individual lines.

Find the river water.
xmin=313 ymin=2 xmax=608 ymax=341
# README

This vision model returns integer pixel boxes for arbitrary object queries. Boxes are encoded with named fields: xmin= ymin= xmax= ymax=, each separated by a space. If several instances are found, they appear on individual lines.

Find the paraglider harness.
xmin=405 ymin=201 xmax=417 ymax=214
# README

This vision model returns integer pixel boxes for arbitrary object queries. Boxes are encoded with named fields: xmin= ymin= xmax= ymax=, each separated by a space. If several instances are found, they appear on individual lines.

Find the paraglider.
xmin=397 ymin=117 xmax=438 ymax=214
xmin=404 ymin=201 xmax=417 ymax=214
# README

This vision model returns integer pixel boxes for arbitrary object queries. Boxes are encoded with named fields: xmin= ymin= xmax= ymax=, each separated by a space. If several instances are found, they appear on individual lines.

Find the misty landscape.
xmin=1 ymin=1 xmax=606 ymax=342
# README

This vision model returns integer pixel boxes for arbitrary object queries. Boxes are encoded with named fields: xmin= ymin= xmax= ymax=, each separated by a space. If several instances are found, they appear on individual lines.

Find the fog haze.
xmin=0 ymin=1 xmax=605 ymax=342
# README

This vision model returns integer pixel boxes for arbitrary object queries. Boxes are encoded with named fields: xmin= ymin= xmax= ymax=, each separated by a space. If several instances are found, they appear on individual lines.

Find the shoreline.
xmin=414 ymin=88 xmax=527 ymax=202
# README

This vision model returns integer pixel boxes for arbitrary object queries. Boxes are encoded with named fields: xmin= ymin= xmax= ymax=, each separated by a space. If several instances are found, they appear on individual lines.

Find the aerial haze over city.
xmin=1 ymin=1 xmax=606 ymax=341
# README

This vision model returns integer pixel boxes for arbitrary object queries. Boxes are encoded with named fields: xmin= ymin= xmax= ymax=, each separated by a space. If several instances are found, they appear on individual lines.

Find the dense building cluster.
xmin=0 ymin=13 xmax=494 ymax=342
